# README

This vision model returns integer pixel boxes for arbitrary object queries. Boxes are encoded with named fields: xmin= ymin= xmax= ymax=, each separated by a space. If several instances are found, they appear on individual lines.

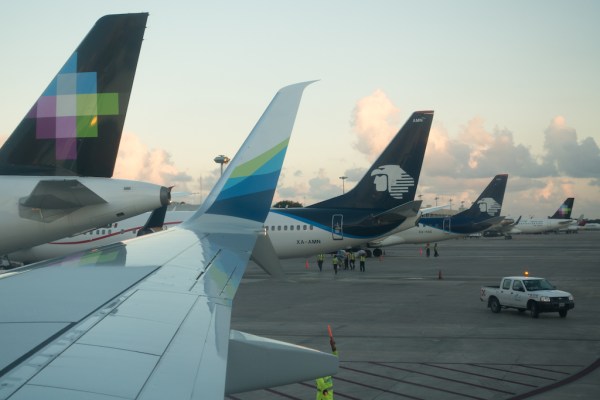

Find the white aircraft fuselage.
xmin=510 ymin=217 xmax=573 ymax=234
xmin=264 ymin=211 xmax=419 ymax=258
xmin=0 ymin=176 xmax=169 ymax=255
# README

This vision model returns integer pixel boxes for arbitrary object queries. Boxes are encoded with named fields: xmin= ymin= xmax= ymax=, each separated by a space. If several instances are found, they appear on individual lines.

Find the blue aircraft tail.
xmin=457 ymin=174 xmax=508 ymax=219
xmin=308 ymin=110 xmax=433 ymax=210
xmin=549 ymin=197 xmax=574 ymax=219
xmin=0 ymin=13 xmax=148 ymax=177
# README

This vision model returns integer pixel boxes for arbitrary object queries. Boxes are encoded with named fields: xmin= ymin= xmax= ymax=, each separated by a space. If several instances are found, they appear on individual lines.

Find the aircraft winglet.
xmin=187 ymin=81 xmax=316 ymax=227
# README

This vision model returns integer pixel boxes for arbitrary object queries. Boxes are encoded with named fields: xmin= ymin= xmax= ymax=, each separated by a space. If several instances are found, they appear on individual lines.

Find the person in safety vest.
xmin=332 ymin=254 xmax=338 ymax=274
xmin=317 ymin=253 xmax=324 ymax=271
xmin=316 ymin=336 xmax=338 ymax=399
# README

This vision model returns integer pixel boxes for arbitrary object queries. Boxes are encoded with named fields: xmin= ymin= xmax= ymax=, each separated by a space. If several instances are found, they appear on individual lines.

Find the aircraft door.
xmin=442 ymin=217 xmax=451 ymax=233
xmin=332 ymin=214 xmax=343 ymax=240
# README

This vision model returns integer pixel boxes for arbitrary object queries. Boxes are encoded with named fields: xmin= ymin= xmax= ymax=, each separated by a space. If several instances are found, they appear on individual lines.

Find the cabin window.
xmin=277 ymin=226 xmax=281 ymax=231
xmin=297 ymin=225 xmax=300 ymax=230
xmin=290 ymin=225 xmax=294 ymax=230
xmin=284 ymin=226 xmax=288 ymax=231
xmin=310 ymin=225 xmax=314 ymax=230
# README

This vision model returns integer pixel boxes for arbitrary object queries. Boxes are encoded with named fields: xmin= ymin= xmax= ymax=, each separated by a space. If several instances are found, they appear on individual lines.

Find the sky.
xmin=1 ymin=1 xmax=599 ymax=218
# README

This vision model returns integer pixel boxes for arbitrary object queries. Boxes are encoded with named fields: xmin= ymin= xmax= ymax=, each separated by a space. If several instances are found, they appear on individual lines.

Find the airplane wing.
xmin=0 ymin=81 xmax=337 ymax=399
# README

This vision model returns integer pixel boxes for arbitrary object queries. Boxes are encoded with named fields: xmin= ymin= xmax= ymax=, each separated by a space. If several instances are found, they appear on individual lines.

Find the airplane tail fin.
xmin=0 ymin=13 xmax=148 ymax=177
xmin=550 ymin=197 xmax=574 ymax=219
xmin=309 ymin=110 xmax=433 ymax=210
xmin=186 ymin=82 xmax=315 ymax=226
xmin=136 ymin=205 xmax=168 ymax=237
xmin=457 ymin=174 xmax=508 ymax=219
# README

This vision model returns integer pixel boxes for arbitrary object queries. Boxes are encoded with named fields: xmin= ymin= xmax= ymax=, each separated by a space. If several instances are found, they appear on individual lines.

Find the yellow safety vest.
xmin=315 ymin=350 xmax=338 ymax=400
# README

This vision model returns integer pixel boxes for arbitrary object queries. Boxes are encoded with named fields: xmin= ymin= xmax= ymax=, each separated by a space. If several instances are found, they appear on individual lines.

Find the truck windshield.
xmin=523 ymin=279 xmax=555 ymax=291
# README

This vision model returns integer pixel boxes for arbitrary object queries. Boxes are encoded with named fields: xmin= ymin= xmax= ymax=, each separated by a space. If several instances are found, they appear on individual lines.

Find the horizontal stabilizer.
xmin=226 ymin=330 xmax=338 ymax=394
xmin=251 ymin=234 xmax=285 ymax=278
xmin=19 ymin=179 xmax=106 ymax=209
xmin=19 ymin=180 xmax=107 ymax=222
xmin=472 ymin=215 xmax=505 ymax=230
xmin=420 ymin=204 xmax=450 ymax=215
xmin=372 ymin=200 xmax=422 ymax=223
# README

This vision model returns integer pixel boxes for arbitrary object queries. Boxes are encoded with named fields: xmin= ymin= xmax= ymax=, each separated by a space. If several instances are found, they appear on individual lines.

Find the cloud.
xmin=422 ymin=118 xmax=554 ymax=179
xmin=350 ymin=89 xmax=401 ymax=161
xmin=113 ymin=132 xmax=193 ymax=189
xmin=543 ymin=116 xmax=600 ymax=178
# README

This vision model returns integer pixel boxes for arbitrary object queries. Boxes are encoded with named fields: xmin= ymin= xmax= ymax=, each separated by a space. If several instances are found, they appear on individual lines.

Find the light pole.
xmin=449 ymin=198 xmax=453 ymax=210
xmin=339 ymin=176 xmax=348 ymax=194
xmin=434 ymin=196 xmax=439 ymax=207
xmin=214 ymin=155 xmax=230 ymax=176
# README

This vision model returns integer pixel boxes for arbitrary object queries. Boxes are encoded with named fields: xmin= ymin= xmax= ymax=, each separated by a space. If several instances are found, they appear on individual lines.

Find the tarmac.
xmin=228 ymin=230 xmax=600 ymax=400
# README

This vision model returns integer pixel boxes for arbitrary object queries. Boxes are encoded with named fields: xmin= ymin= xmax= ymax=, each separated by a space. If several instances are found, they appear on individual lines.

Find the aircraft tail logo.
xmin=371 ymin=165 xmax=414 ymax=199
xmin=476 ymin=197 xmax=502 ymax=216
xmin=25 ymin=53 xmax=119 ymax=161
xmin=550 ymin=197 xmax=574 ymax=219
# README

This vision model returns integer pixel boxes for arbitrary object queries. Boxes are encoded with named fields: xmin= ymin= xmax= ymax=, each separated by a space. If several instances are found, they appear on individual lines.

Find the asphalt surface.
xmin=228 ymin=231 xmax=600 ymax=399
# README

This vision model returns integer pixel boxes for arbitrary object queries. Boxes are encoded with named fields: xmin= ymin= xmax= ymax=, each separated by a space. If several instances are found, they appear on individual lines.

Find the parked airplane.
xmin=8 ymin=111 xmax=433 ymax=268
xmin=368 ymin=174 xmax=508 ymax=250
xmin=0 ymin=80 xmax=337 ymax=398
xmin=510 ymin=198 xmax=575 ymax=234
xmin=0 ymin=13 xmax=170 ymax=256
xmin=258 ymin=110 xmax=433 ymax=264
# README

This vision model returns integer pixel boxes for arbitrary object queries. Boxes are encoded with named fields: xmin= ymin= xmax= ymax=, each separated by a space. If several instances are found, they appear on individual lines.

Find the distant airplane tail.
xmin=136 ymin=205 xmax=168 ymax=237
xmin=457 ymin=174 xmax=508 ymax=220
xmin=0 ymin=13 xmax=148 ymax=177
xmin=186 ymin=81 xmax=315 ymax=226
xmin=308 ymin=110 xmax=433 ymax=210
xmin=550 ymin=197 xmax=574 ymax=219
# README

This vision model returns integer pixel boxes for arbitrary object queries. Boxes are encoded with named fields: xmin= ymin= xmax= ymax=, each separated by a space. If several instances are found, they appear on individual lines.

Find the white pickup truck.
xmin=480 ymin=276 xmax=575 ymax=318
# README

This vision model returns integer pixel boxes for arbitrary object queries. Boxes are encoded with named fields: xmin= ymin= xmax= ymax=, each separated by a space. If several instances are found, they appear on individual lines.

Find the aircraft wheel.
xmin=559 ymin=309 xmax=568 ymax=318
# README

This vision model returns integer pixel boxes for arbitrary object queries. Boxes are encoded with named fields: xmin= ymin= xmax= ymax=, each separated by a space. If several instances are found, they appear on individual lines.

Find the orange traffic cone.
xmin=305 ymin=260 xmax=309 ymax=269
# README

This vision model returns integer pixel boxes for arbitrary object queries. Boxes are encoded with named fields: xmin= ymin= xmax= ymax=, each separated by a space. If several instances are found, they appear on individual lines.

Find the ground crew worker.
xmin=349 ymin=251 xmax=355 ymax=270
xmin=332 ymin=255 xmax=338 ymax=274
xmin=359 ymin=253 xmax=366 ymax=272
xmin=344 ymin=252 xmax=349 ymax=270
xmin=317 ymin=253 xmax=324 ymax=271
xmin=426 ymin=243 xmax=431 ymax=257
xmin=315 ymin=336 xmax=338 ymax=399
xmin=434 ymin=243 xmax=439 ymax=257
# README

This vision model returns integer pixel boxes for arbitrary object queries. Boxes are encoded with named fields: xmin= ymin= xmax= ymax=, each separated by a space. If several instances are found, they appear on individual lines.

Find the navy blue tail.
xmin=309 ymin=110 xmax=433 ymax=210
xmin=550 ymin=197 xmax=574 ymax=219
xmin=457 ymin=174 xmax=508 ymax=219
xmin=0 ymin=13 xmax=148 ymax=177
